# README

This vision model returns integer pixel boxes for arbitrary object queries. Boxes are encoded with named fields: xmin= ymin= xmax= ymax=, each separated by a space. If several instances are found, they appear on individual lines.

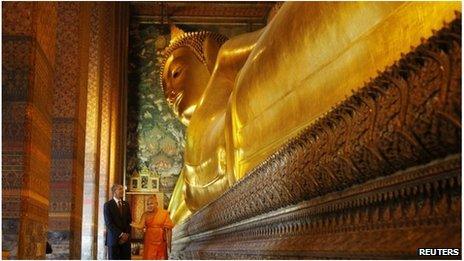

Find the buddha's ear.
xmin=202 ymin=36 xmax=221 ymax=73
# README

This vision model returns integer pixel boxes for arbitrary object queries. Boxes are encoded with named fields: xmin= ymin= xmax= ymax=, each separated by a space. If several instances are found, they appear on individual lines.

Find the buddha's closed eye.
xmin=172 ymin=69 xmax=181 ymax=79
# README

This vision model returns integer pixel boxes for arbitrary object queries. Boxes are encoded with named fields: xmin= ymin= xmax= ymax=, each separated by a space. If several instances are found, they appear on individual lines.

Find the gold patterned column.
xmin=81 ymin=3 xmax=104 ymax=259
xmin=108 ymin=2 xmax=129 ymax=195
xmin=80 ymin=2 xmax=128 ymax=259
xmin=96 ymin=4 xmax=113 ymax=259
xmin=47 ymin=2 xmax=91 ymax=259
xmin=69 ymin=3 xmax=92 ymax=258
xmin=2 ymin=2 xmax=57 ymax=259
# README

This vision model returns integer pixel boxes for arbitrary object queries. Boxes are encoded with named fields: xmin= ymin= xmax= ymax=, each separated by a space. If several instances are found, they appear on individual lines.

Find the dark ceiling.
xmin=130 ymin=1 xmax=276 ymax=26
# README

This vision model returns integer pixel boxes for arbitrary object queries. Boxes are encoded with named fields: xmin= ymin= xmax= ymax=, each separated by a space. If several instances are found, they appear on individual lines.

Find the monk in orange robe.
xmin=131 ymin=195 xmax=174 ymax=260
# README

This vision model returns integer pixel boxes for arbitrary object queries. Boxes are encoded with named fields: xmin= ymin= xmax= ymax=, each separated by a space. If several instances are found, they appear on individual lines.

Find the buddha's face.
xmin=162 ymin=46 xmax=211 ymax=125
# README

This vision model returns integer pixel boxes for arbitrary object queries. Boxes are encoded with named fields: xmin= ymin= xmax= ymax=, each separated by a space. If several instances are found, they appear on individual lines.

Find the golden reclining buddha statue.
xmin=160 ymin=1 xmax=461 ymax=223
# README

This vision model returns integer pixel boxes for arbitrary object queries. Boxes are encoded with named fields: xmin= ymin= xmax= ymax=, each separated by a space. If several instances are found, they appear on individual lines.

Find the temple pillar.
xmin=80 ymin=3 xmax=106 ymax=259
xmin=2 ymin=2 xmax=128 ymax=259
xmin=80 ymin=2 xmax=128 ymax=259
xmin=2 ymin=2 xmax=57 ymax=259
xmin=47 ymin=2 xmax=91 ymax=259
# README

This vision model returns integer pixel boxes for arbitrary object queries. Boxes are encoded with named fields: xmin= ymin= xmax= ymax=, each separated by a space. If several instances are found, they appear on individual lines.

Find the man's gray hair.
xmin=111 ymin=184 xmax=123 ymax=194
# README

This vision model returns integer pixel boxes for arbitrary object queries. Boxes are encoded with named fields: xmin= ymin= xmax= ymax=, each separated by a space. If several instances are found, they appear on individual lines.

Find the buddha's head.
xmin=160 ymin=25 xmax=228 ymax=125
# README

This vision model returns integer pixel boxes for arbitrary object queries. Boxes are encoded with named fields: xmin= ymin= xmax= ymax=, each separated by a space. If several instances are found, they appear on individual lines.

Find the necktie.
xmin=118 ymin=201 xmax=123 ymax=215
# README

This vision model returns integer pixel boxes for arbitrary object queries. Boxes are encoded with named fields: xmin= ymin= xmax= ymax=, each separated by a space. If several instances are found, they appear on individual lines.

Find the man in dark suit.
xmin=104 ymin=184 xmax=132 ymax=259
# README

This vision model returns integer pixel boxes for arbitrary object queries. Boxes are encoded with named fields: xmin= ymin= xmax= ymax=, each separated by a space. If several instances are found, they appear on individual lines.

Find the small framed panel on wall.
xmin=140 ymin=176 xmax=149 ymax=190
xmin=150 ymin=177 xmax=159 ymax=191
xmin=131 ymin=177 xmax=139 ymax=190
xmin=129 ymin=166 xmax=161 ymax=192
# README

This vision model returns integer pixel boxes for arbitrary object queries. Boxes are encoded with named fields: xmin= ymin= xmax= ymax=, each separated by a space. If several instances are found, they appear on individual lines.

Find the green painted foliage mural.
xmin=127 ymin=24 xmax=184 ymax=193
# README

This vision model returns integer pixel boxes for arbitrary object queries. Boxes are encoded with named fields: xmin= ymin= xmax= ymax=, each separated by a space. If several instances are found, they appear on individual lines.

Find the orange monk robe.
xmin=143 ymin=209 xmax=174 ymax=260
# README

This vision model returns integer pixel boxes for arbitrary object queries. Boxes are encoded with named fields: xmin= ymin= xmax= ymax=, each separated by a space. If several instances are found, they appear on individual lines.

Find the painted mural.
xmin=127 ymin=24 xmax=184 ymax=206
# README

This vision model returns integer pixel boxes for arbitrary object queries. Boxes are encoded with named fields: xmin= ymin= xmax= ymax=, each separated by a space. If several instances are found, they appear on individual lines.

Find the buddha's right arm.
xmin=186 ymin=29 xmax=265 ymax=187
xmin=213 ymin=28 xmax=264 ymax=79
xmin=190 ymin=29 xmax=265 ymax=126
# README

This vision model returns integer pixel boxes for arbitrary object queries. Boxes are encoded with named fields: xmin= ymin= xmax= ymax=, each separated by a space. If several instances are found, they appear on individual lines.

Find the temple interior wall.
xmin=1 ymin=2 xmax=460 ymax=260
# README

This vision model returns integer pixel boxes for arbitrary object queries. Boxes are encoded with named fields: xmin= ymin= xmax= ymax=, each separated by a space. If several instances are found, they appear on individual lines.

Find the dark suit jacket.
xmin=104 ymin=199 xmax=132 ymax=247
